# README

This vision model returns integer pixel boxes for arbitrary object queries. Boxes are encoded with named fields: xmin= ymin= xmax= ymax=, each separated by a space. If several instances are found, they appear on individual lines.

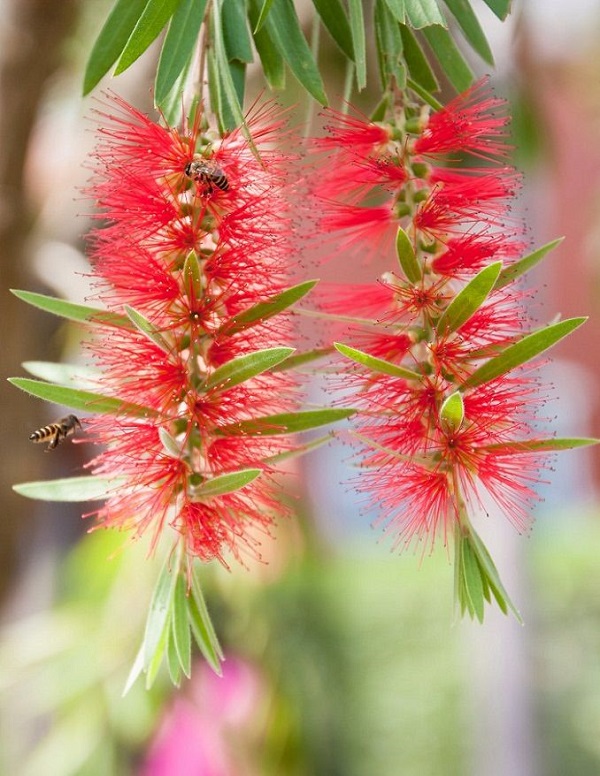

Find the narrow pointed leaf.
xmin=183 ymin=251 xmax=204 ymax=301
xmin=348 ymin=0 xmax=366 ymax=89
xmin=460 ymin=537 xmax=485 ymax=622
xmin=205 ymin=347 xmax=294 ymax=391
xmin=114 ymin=0 xmax=180 ymax=75
xmin=220 ymin=280 xmax=318 ymax=336
xmin=461 ymin=317 xmax=587 ymax=390
xmin=191 ymin=468 xmax=262 ymax=499
xmin=375 ymin=0 xmax=406 ymax=89
xmin=271 ymin=346 xmax=333 ymax=372
xmin=481 ymin=0 xmax=511 ymax=20
xmin=264 ymin=0 xmax=327 ymax=104
xmin=468 ymin=528 xmax=521 ymax=621
xmin=400 ymin=25 xmax=438 ymax=92
xmin=155 ymin=0 xmax=207 ymax=104
xmin=13 ymin=475 xmax=126 ymax=502
xmin=263 ymin=434 xmax=333 ymax=463
xmin=218 ymin=408 xmax=355 ymax=436
xmin=437 ymin=262 xmax=502 ymax=335
xmin=495 ymin=238 xmax=563 ymax=290
xmin=335 ymin=343 xmax=421 ymax=380
xmin=83 ymin=0 xmax=149 ymax=94
xmin=9 ymin=377 xmax=157 ymax=418
xmin=123 ymin=645 xmax=145 ymax=695
xmin=143 ymin=562 xmax=176 ymax=670
xmin=382 ymin=0 xmax=406 ymax=22
xmin=22 ymin=361 xmax=100 ymax=388
xmin=157 ymin=42 xmax=194 ymax=123
xmin=442 ymin=0 xmax=494 ymax=64
xmin=422 ymin=24 xmax=473 ymax=92
xmin=311 ymin=0 xmax=354 ymax=59
xmin=482 ymin=437 xmax=600 ymax=453
xmin=249 ymin=0 xmax=286 ymax=89
xmin=212 ymin=0 xmax=247 ymax=133
xmin=145 ymin=622 xmax=170 ymax=689
xmin=166 ymin=631 xmax=183 ymax=686
xmin=172 ymin=575 xmax=192 ymax=678
xmin=405 ymin=0 xmax=446 ymax=27
xmin=189 ymin=571 xmax=224 ymax=672
xmin=11 ymin=289 xmax=132 ymax=329
xmin=222 ymin=0 xmax=254 ymax=62
xmin=396 ymin=227 xmax=421 ymax=282
xmin=124 ymin=305 xmax=171 ymax=352
xmin=253 ymin=0 xmax=276 ymax=32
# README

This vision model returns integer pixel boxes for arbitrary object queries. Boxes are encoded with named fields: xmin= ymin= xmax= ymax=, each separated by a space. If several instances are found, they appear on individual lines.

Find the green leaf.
xmin=482 ymin=437 xmax=600 ymax=453
xmin=481 ymin=0 xmax=511 ymax=21
xmin=124 ymin=305 xmax=170 ymax=352
xmin=22 ymin=361 xmax=100 ymax=389
xmin=348 ymin=0 xmax=366 ymax=89
xmin=114 ymin=0 xmax=180 ymax=75
xmin=190 ymin=468 xmax=262 ymax=499
xmin=437 ymin=262 xmax=502 ymax=335
xmin=459 ymin=535 xmax=485 ymax=622
xmin=374 ymin=0 xmax=406 ymax=91
xmin=155 ymin=0 xmax=207 ymax=104
xmin=123 ymin=646 xmax=145 ymax=695
xmin=422 ymin=24 xmax=473 ymax=92
xmin=334 ymin=343 xmax=421 ymax=380
xmin=212 ymin=0 xmax=247 ymax=132
xmin=468 ymin=527 xmax=521 ymax=621
xmin=189 ymin=570 xmax=223 ymax=673
xmin=220 ymin=280 xmax=318 ymax=336
xmin=222 ymin=0 xmax=254 ymax=62
xmin=442 ymin=0 xmax=494 ymax=65
xmin=495 ymin=238 xmax=563 ymax=290
xmin=205 ymin=347 xmax=294 ymax=391
xmin=83 ymin=0 xmax=149 ymax=94
xmin=249 ymin=0 xmax=286 ymax=89
xmin=254 ymin=0 xmax=276 ymax=32
xmin=440 ymin=391 xmax=464 ymax=432
xmin=400 ymin=25 xmax=438 ymax=92
xmin=157 ymin=48 xmax=194 ymax=123
xmin=461 ymin=317 xmax=587 ymax=391
xmin=263 ymin=433 xmax=334 ymax=463
xmin=172 ymin=575 xmax=192 ymax=678
xmin=166 ymin=630 xmax=183 ymax=686
xmin=264 ymin=0 xmax=328 ymax=104
xmin=144 ymin=558 xmax=177 ymax=668
xmin=395 ymin=227 xmax=421 ymax=283
xmin=311 ymin=0 xmax=354 ymax=59
xmin=10 ymin=289 xmax=133 ymax=329
xmin=13 ymin=475 xmax=126 ymax=502
xmin=405 ymin=0 xmax=446 ymax=27
xmin=270 ymin=346 xmax=333 ymax=372
xmin=382 ymin=0 xmax=406 ymax=22
xmin=218 ymin=408 xmax=356 ymax=436
xmin=9 ymin=377 xmax=157 ymax=418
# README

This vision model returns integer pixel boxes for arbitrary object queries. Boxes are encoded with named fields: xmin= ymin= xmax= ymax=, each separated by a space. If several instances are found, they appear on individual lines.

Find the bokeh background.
xmin=1 ymin=1 xmax=600 ymax=774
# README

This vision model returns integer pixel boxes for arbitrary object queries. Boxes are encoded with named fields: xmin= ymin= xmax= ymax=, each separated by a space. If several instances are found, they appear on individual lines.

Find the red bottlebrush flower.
xmin=310 ymin=80 xmax=556 ymax=561
xmin=79 ymin=96 xmax=305 ymax=567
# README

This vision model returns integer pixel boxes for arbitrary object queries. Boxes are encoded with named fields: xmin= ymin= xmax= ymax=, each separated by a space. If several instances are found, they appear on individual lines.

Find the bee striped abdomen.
xmin=184 ymin=159 xmax=229 ymax=192
xmin=29 ymin=414 xmax=82 ymax=451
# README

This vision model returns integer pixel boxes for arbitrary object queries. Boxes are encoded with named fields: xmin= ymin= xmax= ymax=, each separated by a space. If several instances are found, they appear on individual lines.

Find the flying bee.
xmin=29 ymin=414 xmax=82 ymax=451
xmin=184 ymin=158 xmax=229 ymax=193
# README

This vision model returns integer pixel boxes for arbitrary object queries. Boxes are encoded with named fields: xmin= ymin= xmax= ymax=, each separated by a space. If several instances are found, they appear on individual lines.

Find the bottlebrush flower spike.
xmin=313 ymin=79 xmax=594 ymax=620
xmin=11 ymin=97 xmax=356 ymax=684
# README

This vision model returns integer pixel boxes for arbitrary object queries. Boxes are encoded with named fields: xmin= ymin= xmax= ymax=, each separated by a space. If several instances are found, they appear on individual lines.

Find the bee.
xmin=29 ymin=414 xmax=82 ymax=451
xmin=184 ymin=158 xmax=229 ymax=193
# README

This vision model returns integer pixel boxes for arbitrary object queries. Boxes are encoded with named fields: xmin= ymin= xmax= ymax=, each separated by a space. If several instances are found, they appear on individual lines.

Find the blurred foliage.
xmin=4 ymin=514 xmax=600 ymax=775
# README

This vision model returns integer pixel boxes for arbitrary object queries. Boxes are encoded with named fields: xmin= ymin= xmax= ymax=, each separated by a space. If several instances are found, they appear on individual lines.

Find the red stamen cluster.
xmin=83 ymin=98 xmax=301 ymax=565
xmin=312 ymin=80 xmax=549 ymax=550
